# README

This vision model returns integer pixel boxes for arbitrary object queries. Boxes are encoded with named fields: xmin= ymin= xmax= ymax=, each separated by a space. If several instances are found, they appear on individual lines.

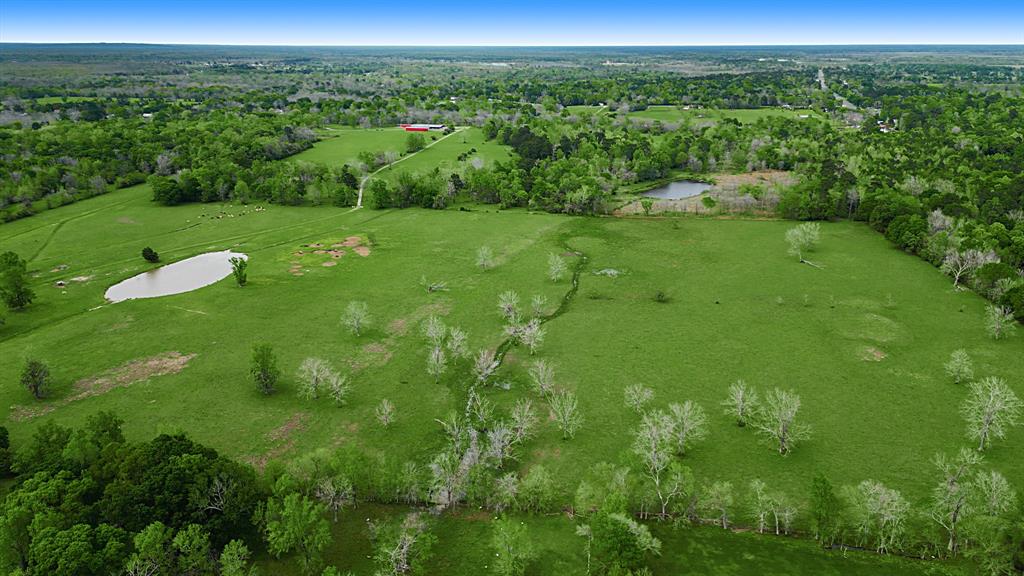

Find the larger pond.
xmin=105 ymin=251 xmax=247 ymax=302
xmin=641 ymin=180 xmax=712 ymax=200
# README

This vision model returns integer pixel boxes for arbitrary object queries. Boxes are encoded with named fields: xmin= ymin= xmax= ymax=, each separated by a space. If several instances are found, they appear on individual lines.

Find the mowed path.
xmin=356 ymin=127 xmax=467 ymax=207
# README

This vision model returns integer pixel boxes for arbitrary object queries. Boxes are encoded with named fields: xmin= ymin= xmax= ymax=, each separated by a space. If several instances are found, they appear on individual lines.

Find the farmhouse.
xmin=400 ymin=123 xmax=446 ymax=132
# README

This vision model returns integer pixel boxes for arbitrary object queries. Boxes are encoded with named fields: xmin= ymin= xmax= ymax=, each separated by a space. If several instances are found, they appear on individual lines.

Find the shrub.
xmin=142 ymin=247 xmax=160 ymax=263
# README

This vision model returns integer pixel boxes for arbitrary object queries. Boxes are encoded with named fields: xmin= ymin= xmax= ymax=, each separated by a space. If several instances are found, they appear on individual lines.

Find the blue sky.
xmin=1 ymin=0 xmax=1022 ymax=45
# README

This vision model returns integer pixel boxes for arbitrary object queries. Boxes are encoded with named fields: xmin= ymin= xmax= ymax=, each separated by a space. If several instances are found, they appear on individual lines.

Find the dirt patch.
xmin=341 ymin=236 xmax=362 ymax=247
xmin=353 ymin=246 xmax=371 ymax=257
xmin=322 ymin=261 xmax=337 ymax=267
xmin=117 ymin=217 xmax=138 ymax=225
xmin=247 ymin=412 xmax=310 ymax=470
xmin=9 ymin=352 xmax=196 ymax=422
xmin=388 ymin=318 xmax=409 ymax=335
xmin=861 ymin=347 xmax=887 ymax=362
xmin=70 ymin=275 xmax=93 ymax=282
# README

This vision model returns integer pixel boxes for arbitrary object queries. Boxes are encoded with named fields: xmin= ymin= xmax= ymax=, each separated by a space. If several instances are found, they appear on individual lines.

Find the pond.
xmin=105 ymin=251 xmax=247 ymax=302
xmin=641 ymin=180 xmax=712 ymax=200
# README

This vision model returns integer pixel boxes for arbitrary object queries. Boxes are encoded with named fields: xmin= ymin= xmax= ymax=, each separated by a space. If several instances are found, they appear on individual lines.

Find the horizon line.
xmin=3 ymin=41 xmax=1024 ymax=48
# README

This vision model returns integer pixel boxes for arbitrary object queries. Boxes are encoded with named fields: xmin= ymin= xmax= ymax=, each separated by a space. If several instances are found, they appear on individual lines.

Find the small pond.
xmin=105 ymin=251 xmax=247 ymax=302
xmin=641 ymin=180 xmax=712 ymax=200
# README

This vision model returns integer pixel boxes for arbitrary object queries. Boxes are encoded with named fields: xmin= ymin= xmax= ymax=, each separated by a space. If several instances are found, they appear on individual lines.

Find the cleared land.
xmin=1 ymin=182 xmax=1021 ymax=574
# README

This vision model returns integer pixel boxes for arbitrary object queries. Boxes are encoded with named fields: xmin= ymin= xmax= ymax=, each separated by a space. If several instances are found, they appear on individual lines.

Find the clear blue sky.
xmin=1 ymin=0 xmax=1022 ymax=46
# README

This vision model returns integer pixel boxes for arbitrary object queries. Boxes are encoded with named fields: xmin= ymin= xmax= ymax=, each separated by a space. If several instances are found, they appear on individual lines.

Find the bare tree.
xmin=494 ymin=473 xmax=519 ymax=512
xmin=477 ymin=246 xmax=496 ymax=270
xmin=785 ymin=222 xmax=821 ymax=262
xmin=930 ymin=448 xmax=982 ymax=554
xmin=422 ymin=315 xmax=447 ymax=348
xmin=528 ymin=359 xmax=555 ymax=397
xmin=941 ymin=249 xmax=998 ymax=288
xmin=342 ymin=301 xmax=371 ymax=336
xmin=296 ymin=357 xmax=333 ymax=400
xmin=315 ymin=476 xmax=355 ymax=522
xmin=376 ymin=399 xmax=395 ymax=427
xmin=548 ymin=253 xmax=568 ymax=282
xmin=633 ymin=409 xmax=683 ymax=517
xmin=549 ymin=390 xmax=583 ymax=439
xmin=985 ymin=305 xmax=1016 ymax=340
xmin=446 ymin=326 xmax=470 ymax=360
xmin=668 ymin=401 xmax=708 ymax=457
xmin=961 ymin=377 xmax=1023 ymax=451
xmin=722 ymin=380 xmax=759 ymax=427
xmin=426 ymin=346 xmax=447 ymax=383
xmin=747 ymin=479 xmax=773 ymax=533
xmin=519 ymin=319 xmax=545 ymax=355
xmin=624 ymin=384 xmax=654 ymax=414
xmin=944 ymin=349 xmax=974 ymax=385
xmin=754 ymin=388 xmax=811 ymax=455
xmin=972 ymin=470 xmax=1017 ymax=517
xmin=498 ymin=290 xmax=521 ymax=321
xmin=510 ymin=399 xmax=538 ymax=443
xmin=473 ymin=349 xmax=499 ymax=384
xmin=530 ymin=294 xmax=548 ymax=318
xmin=844 ymin=480 xmax=909 ymax=554
xmin=327 ymin=373 xmax=352 ymax=406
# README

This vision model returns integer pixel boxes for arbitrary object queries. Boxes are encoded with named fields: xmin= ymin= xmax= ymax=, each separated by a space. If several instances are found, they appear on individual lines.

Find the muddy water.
xmin=105 ymin=251 xmax=247 ymax=302
xmin=642 ymin=180 xmax=712 ymax=200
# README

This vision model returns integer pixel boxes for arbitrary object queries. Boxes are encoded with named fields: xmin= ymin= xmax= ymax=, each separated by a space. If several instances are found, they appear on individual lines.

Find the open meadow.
xmin=1 ymin=179 xmax=1020 ymax=573
xmin=627 ymin=106 xmax=824 ymax=124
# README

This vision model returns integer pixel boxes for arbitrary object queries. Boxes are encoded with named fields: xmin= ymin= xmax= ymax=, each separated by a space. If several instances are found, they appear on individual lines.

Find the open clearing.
xmin=1 ymin=183 xmax=1021 ymax=574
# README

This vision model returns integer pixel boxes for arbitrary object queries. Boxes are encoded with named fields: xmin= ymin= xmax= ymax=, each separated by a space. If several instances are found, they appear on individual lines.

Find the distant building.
xmin=400 ymin=123 xmax=446 ymax=132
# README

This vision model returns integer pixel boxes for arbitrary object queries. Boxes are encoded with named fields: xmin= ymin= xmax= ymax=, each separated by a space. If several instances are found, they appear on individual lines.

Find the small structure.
xmin=400 ymin=123 xmax=446 ymax=132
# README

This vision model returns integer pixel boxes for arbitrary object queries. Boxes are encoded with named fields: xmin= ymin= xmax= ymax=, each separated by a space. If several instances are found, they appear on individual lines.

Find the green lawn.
xmin=287 ymin=126 xmax=411 ymax=167
xmin=1 ymin=185 xmax=1020 ymax=575
xmin=628 ymin=106 xmax=824 ymax=124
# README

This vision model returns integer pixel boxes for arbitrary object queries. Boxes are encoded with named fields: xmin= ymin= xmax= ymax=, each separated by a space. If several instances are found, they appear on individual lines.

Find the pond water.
xmin=641 ymin=180 xmax=713 ymax=200
xmin=105 ymin=251 xmax=247 ymax=302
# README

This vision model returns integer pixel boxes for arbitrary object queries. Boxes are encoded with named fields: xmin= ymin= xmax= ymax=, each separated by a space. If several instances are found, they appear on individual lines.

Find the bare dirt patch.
xmin=70 ymin=275 xmax=93 ymax=282
xmin=322 ymin=261 xmax=337 ymax=267
xmin=9 ymin=351 xmax=196 ymax=421
xmin=341 ymin=236 xmax=362 ymax=247
xmin=860 ymin=346 xmax=887 ymax=362
xmin=247 ymin=412 xmax=310 ymax=470
xmin=353 ymin=246 xmax=371 ymax=257
xmin=117 ymin=216 xmax=138 ymax=225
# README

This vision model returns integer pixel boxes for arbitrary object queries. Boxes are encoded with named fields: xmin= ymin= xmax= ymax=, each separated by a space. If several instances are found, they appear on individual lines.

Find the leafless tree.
xmin=342 ymin=301 xmax=371 ymax=336
xmin=941 ymin=249 xmax=998 ymax=288
xmin=485 ymin=422 xmax=516 ymax=465
xmin=973 ymin=470 xmax=1017 ymax=517
xmin=530 ymin=294 xmax=548 ymax=318
xmin=498 ymin=290 xmax=521 ymax=321
xmin=296 ymin=357 xmax=333 ymax=400
xmin=754 ymin=388 xmax=810 ymax=455
xmin=944 ymin=349 xmax=974 ymax=385
xmin=748 ymin=479 xmax=773 ymax=534
xmin=376 ymin=398 xmax=395 ymax=427
xmin=928 ymin=209 xmax=953 ymax=233
xmin=722 ymin=380 xmax=759 ymax=427
xmin=422 ymin=315 xmax=447 ymax=348
xmin=961 ymin=377 xmax=1023 ymax=451
xmin=548 ymin=253 xmax=568 ymax=282
xmin=633 ymin=409 xmax=682 ymax=517
xmin=844 ymin=480 xmax=909 ymax=554
xmin=669 ymin=401 xmax=708 ymax=457
xmin=315 ymin=476 xmax=355 ymax=522
xmin=473 ymin=349 xmax=499 ymax=384
xmin=426 ymin=346 xmax=447 ymax=383
xmin=985 ymin=305 xmax=1016 ymax=340
xmin=446 ymin=327 xmax=470 ymax=360
xmin=477 ymin=246 xmax=496 ymax=270
xmin=519 ymin=319 xmax=545 ymax=355
xmin=494 ymin=473 xmax=519 ymax=512
xmin=528 ymin=359 xmax=555 ymax=397
xmin=378 ymin=513 xmax=430 ymax=575
xmin=624 ymin=384 xmax=654 ymax=414
xmin=510 ymin=399 xmax=538 ymax=443
xmin=549 ymin=390 xmax=583 ymax=439
xmin=930 ymin=448 xmax=982 ymax=553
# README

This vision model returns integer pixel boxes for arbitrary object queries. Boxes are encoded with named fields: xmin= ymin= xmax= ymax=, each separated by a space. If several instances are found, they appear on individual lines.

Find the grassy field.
xmin=289 ymin=126 xmax=510 ymax=178
xmin=628 ymin=106 xmax=824 ymax=124
xmin=1 ymin=183 xmax=1021 ymax=574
